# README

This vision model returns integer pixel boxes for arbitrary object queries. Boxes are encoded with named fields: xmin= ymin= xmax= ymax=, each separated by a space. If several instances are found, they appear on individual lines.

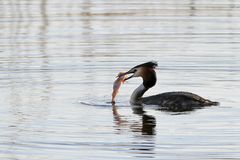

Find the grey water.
xmin=0 ymin=1 xmax=240 ymax=160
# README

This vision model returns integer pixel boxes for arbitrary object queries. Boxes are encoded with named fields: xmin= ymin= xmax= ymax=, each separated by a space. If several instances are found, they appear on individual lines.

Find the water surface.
xmin=0 ymin=1 xmax=240 ymax=160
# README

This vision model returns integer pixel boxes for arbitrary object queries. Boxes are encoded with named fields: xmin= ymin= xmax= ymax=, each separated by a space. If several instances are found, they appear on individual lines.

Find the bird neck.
xmin=130 ymin=84 xmax=148 ymax=105
xmin=142 ymin=68 xmax=157 ymax=89
xmin=130 ymin=69 xmax=157 ymax=105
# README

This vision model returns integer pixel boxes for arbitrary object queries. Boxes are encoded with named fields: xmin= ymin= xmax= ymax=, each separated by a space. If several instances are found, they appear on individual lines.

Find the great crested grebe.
xmin=119 ymin=61 xmax=219 ymax=111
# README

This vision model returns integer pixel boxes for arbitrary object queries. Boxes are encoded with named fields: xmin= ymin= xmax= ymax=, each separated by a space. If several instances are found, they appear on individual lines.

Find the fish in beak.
xmin=117 ymin=68 xmax=137 ymax=81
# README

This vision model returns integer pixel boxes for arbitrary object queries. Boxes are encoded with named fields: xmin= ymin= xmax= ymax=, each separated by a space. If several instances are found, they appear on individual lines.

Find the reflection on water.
xmin=112 ymin=105 xmax=156 ymax=135
xmin=112 ymin=105 xmax=156 ymax=158
xmin=0 ymin=0 xmax=240 ymax=160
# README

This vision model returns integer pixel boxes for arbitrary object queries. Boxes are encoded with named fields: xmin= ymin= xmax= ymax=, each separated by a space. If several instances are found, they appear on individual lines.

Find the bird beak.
xmin=117 ymin=68 xmax=136 ymax=81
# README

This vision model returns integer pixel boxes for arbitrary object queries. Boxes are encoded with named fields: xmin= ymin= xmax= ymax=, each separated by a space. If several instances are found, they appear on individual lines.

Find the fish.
xmin=111 ymin=72 xmax=127 ymax=104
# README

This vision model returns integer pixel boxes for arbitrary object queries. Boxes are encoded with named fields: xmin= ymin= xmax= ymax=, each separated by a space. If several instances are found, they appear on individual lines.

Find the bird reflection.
xmin=112 ymin=105 xmax=156 ymax=135
xmin=112 ymin=104 xmax=156 ymax=158
xmin=141 ymin=114 xmax=156 ymax=135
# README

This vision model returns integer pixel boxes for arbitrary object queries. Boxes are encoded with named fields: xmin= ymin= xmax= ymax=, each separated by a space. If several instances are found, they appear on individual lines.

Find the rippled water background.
xmin=1 ymin=1 xmax=240 ymax=159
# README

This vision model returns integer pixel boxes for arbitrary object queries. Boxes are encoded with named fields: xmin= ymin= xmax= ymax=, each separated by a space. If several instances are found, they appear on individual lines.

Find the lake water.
xmin=0 ymin=1 xmax=240 ymax=159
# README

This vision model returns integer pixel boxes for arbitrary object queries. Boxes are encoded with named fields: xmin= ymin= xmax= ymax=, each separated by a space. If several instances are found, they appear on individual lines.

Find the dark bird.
xmin=119 ymin=61 xmax=219 ymax=111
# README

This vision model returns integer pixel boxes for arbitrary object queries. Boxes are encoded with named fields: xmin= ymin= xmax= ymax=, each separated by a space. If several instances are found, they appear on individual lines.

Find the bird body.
xmin=141 ymin=91 xmax=218 ymax=111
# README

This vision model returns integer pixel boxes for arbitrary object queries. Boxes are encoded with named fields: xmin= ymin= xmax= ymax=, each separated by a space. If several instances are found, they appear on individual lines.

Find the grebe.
xmin=119 ymin=61 xmax=219 ymax=111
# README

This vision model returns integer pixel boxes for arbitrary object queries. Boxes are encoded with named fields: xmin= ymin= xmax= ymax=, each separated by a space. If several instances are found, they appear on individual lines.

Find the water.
xmin=0 ymin=1 xmax=240 ymax=159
